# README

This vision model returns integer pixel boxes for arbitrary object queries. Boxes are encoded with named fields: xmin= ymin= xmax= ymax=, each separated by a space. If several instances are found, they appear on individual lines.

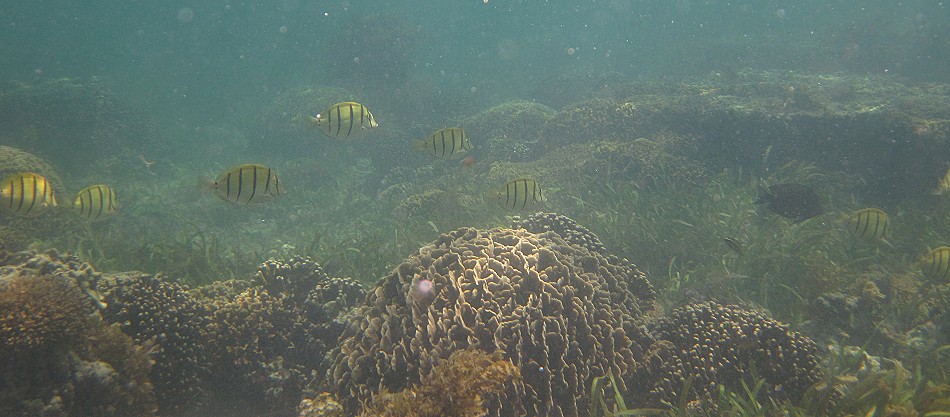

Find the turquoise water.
xmin=3 ymin=2 xmax=947 ymax=115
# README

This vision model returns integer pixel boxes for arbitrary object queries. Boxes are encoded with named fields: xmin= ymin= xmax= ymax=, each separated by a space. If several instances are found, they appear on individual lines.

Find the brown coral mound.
xmin=358 ymin=349 xmax=521 ymax=417
xmin=199 ymin=257 xmax=366 ymax=415
xmin=512 ymin=212 xmax=657 ymax=310
xmin=330 ymin=226 xmax=657 ymax=417
xmin=99 ymin=272 xmax=210 ymax=415
xmin=0 ymin=272 xmax=156 ymax=417
xmin=0 ymin=274 xmax=92 ymax=355
xmin=635 ymin=302 xmax=824 ymax=408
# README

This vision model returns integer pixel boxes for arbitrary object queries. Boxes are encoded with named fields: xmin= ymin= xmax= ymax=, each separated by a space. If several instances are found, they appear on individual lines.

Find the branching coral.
xmin=358 ymin=349 xmax=521 ymax=417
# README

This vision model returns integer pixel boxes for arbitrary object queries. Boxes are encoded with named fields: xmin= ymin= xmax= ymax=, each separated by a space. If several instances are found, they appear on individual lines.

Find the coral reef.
xmin=393 ymin=188 xmax=452 ymax=223
xmin=0 ymin=273 xmax=92 ymax=356
xmin=98 ymin=272 xmax=210 ymax=415
xmin=461 ymin=100 xmax=556 ymax=162
xmin=297 ymin=392 xmax=346 ymax=417
xmin=635 ymin=302 xmax=824 ymax=409
xmin=330 ymin=225 xmax=657 ymax=417
xmin=511 ymin=211 xmax=610 ymax=256
xmin=0 ymin=249 xmax=106 ymax=311
xmin=537 ymin=98 xmax=680 ymax=153
xmin=198 ymin=256 xmax=365 ymax=416
xmin=0 ymin=251 xmax=156 ymax=417
xmin=357 ymin=349 xmax=521 ymax=417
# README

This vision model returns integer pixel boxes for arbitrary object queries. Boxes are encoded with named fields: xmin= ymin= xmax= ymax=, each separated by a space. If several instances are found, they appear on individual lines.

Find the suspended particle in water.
xmin=353 ymin=56 xmax=360 ymax=64
xmin=775 ymin=8 xmax=786 ymax=19
xmin=566 ymin=47 xmax=576 ymax=56
xmin=470 ymin=86 xmax=477 ymax=93
xmin=279 ymin=25 xmax=288 ymax=34
xmin=177 ymin=7 xmax=195 ymax=23
xmin=483 ymin=0 xmax=489 ymax=4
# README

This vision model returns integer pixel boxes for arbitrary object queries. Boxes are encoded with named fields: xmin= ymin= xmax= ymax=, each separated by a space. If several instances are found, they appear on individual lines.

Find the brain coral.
xmin=330 ymin=226 xmax=657 ymax=417
xmin=634 ymin=302 xmax=824 ymax=409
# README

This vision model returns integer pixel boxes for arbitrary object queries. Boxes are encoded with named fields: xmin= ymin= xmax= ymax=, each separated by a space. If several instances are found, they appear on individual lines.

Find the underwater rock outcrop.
xmin=636 ymin=302 xmax=824 ymax=409
xmin=329 ymin=225 xmax=658 ymax=417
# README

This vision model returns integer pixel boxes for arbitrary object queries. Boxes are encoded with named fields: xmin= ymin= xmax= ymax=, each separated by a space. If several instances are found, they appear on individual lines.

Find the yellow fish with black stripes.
xmin=308 ymin=101 xmax=378 ymax=139
xmin=492 ymin=178 xmax=543 ymax=210
xmin=415 ymin=127 xmax=473 ymax=159
xmin=201 ymin=164 xmax=284 ymax=205
xmin=0 ymin=172 xmax=57 ymax=217
xmin=921 ymin=246 xmax=950 ymax=282
xmin=73 ymin=184 xmax=118 ymax=220
xmin=843 ymin=208 xmax=890 ymax=242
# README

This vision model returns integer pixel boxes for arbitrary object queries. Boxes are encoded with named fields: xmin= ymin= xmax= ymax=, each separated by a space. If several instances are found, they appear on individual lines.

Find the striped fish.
xmin=209 ymin=164 xmax=284 ymax=205
xmin=847 ymin=208 xmax=890 ymax=241
xmin=308 ymin=101 xmax=378 ymax=139
xmin=494 ymin=178 xmax=543 ymax=210
xmin=0 ymin=172 xmax=57 ymax=217
xmin=415 ymin=127 xmax=472 ymax=159
xmin=921 ymin=246 xmax=950 ymax=282
xmin=73 ymin=184 xmax=118 ymax=220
